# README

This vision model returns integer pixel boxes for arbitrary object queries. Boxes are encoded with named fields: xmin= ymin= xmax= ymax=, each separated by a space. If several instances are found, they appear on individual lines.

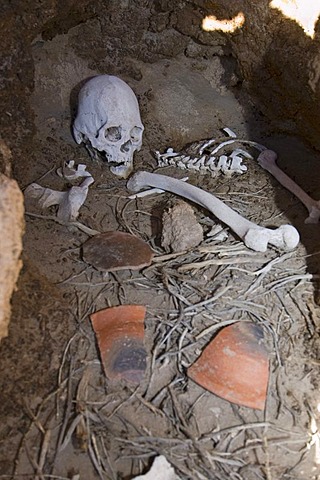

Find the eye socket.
xmin=130 ymin=126 xmax=143 ymax=144
xmin=105 ymin=126 xmax=122 ymax=142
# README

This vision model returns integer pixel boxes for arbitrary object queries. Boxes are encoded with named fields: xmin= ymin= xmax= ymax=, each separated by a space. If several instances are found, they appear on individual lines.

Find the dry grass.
xmin=7 ymin=173 xmax=320 ymax=480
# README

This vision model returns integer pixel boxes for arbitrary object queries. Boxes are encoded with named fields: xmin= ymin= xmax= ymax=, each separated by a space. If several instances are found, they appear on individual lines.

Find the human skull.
xmin=73 ymin=75 xmax=144 ymax=179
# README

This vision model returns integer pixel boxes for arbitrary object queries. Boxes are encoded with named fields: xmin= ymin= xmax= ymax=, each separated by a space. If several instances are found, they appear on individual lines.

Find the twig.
xmin=196 ymin=318 xmax=243 ymax=340
xmin=264 ymin=274 xmax=319 ymax=293
xmin=203 ymin=422 xmax=271 ymax=441
xmin=88 ymin=434 xmax=105 ymax=479
xmin=25 ymin=212 xmax=100 ymax=235
xmin=55 ymin=358 xmax=75 ymax=459
xmin=183 ymin=285 xmax=232 ymax=313
xmin=178 ymin=256 xmax=265 ymax=272
xmin=38 ymin=428 xmax=52 ymax=475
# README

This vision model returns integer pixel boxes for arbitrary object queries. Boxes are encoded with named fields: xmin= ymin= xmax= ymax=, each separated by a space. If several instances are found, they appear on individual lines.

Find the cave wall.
xmin=199 ymin=0 xmax=320 ymax=151
xmin=0 ymin=0 xmax=95 ymax=172
xmin=2 ymin=0 xmax=320 ymax=167
xmin=0 ymin=0 xmax=94 ymax=340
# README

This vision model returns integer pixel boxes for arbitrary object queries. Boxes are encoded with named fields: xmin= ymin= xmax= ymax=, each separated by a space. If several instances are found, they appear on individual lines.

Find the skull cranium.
xmin=73 ymin=75 xmax=144 ymax=179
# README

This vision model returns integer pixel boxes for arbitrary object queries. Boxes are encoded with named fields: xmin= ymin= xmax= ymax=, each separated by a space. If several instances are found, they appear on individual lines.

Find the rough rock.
xmin=0 ymin=172 xmax=24 ymax=341
xmin=194 ymin=0 xmax=320 ymax=150
xmin=137 ymin=57 xmax=245 ymax=149
xmin=161 ymin=200 xmax=204 ymax=252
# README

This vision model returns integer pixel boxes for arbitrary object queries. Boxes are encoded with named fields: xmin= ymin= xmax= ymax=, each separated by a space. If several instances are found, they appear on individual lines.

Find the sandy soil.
xmin=0 ymin=18 xmax=320 ymax=480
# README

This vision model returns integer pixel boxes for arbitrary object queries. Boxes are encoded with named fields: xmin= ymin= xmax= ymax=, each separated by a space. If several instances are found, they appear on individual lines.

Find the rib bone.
xmin=127 ymin=171 xmax=300 ymax=252
xmin=258 ymin=149 xmax=320 ymax=224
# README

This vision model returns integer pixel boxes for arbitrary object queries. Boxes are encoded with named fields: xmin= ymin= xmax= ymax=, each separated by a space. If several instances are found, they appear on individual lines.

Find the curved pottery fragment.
xmin=91 ymin=305 xmax=146 ymax=385
xmin=82 ymin=231 xmax=153 ymax=272
xmin=188 ymin=322 xmax=269 ymax=410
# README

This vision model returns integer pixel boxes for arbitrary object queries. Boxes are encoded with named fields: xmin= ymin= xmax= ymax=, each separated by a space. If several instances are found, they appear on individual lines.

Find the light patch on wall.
xmin=202 ymin=12 xmax=245 ymax=33
xmin=270 ymin=0 xmax=320 ymax=38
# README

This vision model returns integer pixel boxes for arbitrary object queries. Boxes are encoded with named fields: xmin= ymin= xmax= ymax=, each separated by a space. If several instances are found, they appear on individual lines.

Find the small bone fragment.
xmin=24 ymin=176 xmax=94 ymax=223
xmin=229 ymin=155 xmax=248 ymax=174
xmin=127 ymin=172 xmax=300 ymax=252
xmin=128 ymin=187 xmax=166 ymax=198
xmin=207 ymin=224 xmax=229 ymax=241
xmin=184 ymin=156 xmax=203 ymax=171
xmin=210 ymin=139 xmax=236 ymax=155
xmin=222 ymin=127 xmax=237 ymax=137
xmin=161 ymin=200 xmax=204 ymax=252
xmin=217 ymin=155 xmax=230 ymax=174
xmin=132 ymin=455 xmax=180 ymax=480
xmin=176 ymin=161 xmax=187 ymax=169
xmin=230 ymin=148 xmax=253 ymax=159
xmin=206 ymin=156 xmax=216 ymax=168
xmin=193 ymin=156 xmax=207 ymax=171
xmin=157 ymin=147 xmax=179 ymax=159
xmin=199 ymin=138 xmax=216 ymax=155
xmin=57 ymin=176 xmax=94 ymax=223
xmin=258 ymin=149 xmax=320 ymax=224
xmin=208 ymin=138 xmax=266 ymax=156
xmin=57 ymin=160 xmax=92 ymax=180
xmin=24 ymin=183 xmax=66 ymax=209
xmin=155 ymin=148 xmax=180 ymax=166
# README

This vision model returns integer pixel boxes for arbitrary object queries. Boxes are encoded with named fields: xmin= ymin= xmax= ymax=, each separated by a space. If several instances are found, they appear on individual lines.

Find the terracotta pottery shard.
xmin=188 ymin=322 xmax=269 ymax=410
xmin=91 ymin=305 xmax=147 ymax=385
xmin=82 ymin=231 xmax=153 ymax=272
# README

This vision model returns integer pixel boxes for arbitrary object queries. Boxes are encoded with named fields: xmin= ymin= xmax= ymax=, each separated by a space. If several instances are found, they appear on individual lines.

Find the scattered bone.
xmin=127 ymin=171 xmax=300 ymax=252
xmin=24 ymin=175 xmax=94 ymax=223
xmin=132 ymin=455 xmax=180 ymax=480
xmin=161 ymin=200 xmax=204 ymax=252
xmin=128 ymin=186 xmax=166 ymax=199
xmin=222 ymin=127 xmax=237 ymax=137
xmin=207 ymin=224 xmax=229 ymax=241
xmin=57 ymin=160 xmax=92 ymax=181
xmin=155 ymin=148 xmax=248 ymax=175
xmin=73 ymin=75 xmax=144 ymax=179
xmin=258 ymin=149 xmax=320 ymax=224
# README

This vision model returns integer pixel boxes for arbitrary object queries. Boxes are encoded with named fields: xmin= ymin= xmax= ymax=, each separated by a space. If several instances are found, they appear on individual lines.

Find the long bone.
xmin=127 ymin=171 xmax=300 ymax=252
xmin=258 ymin=149 xmax=320 ymax=224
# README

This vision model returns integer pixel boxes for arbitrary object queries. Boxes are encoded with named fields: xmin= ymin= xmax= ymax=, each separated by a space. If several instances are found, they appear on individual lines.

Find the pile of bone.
xmin=155 ymin=128 xmax=266 ymax=176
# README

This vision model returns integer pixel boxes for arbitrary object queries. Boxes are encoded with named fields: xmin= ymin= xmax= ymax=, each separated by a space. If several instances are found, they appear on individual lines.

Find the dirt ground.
xmin=0 ymin=10 xmax=320 ymax=480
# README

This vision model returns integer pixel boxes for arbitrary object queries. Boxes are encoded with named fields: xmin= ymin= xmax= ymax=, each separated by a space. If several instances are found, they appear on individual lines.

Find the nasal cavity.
xmin=120 ymin=140 xmax=132 ymax=153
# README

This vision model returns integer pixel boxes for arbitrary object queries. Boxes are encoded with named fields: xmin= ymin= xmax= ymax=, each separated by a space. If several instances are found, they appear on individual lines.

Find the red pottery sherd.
xmin=187 ymin=322 xmax=269 ymax=410
xmin=91 ymin=305 xmax=147 ymax=385
xmin=82 ymin=231 xmax=154 ymax=272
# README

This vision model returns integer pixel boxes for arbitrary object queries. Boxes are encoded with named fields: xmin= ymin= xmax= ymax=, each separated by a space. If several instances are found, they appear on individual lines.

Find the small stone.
xmin=161 ymin=200 xmax=203 ymax=252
